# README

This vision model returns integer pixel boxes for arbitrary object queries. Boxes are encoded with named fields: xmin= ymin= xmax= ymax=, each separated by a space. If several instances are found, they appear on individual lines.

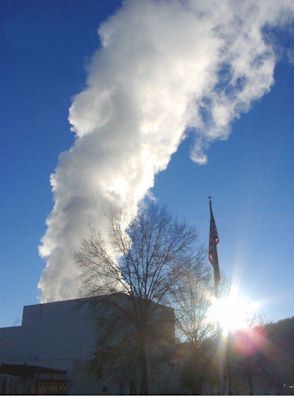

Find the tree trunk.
xmin=246 ymin=364 xmax=254 ymax=395
xmin=139 ymin=332 xmax=149 ymax=395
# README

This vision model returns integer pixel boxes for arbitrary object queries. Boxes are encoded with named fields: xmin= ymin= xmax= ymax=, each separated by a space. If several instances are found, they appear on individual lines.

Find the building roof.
xmin=0 ymin=363 xmax=66 ymax=377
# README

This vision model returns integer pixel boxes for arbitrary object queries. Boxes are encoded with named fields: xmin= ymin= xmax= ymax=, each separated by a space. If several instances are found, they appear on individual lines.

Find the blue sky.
xmin=1 ymin=0 xmax=293 ymax=327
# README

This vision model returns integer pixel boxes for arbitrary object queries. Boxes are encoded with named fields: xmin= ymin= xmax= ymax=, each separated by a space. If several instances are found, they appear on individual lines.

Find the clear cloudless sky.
xmin=0 ymin=0 xmax=293 ymax=327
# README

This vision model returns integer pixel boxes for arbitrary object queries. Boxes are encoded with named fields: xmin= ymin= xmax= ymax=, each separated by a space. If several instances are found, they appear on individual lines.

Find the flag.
xmin=209 ymin=197 xmax=220 ymax=287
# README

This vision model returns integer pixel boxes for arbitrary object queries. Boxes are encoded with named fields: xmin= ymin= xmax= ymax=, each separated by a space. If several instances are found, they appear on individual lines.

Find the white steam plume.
xmin=39 ymin=0 xmax=294 ymax=302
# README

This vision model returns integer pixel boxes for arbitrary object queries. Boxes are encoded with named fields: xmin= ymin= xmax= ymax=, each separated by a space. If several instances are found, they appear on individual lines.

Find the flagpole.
xmin=208 ymin=196 xmax=223 ymax=394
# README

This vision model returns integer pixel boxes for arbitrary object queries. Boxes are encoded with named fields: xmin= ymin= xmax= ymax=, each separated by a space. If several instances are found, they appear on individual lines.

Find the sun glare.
xmin=207 ymin=287 xmax=258 ymax=335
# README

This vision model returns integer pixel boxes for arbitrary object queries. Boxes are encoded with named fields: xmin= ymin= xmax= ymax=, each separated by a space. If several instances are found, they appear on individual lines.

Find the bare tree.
xmin=167 ymin=255 xmax=220 ymax=393
xmin=74 ymin=204 xmax=198 ymax=394
xmin=229 ymin=316 xmax=294 ymax=395
xmin=170 ymin=252 xmax=213 ymax=344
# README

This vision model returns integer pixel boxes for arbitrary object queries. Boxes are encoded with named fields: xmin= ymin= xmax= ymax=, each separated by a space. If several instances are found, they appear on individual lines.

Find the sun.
xmin=207 ymin=287 xmax=258 ymax=335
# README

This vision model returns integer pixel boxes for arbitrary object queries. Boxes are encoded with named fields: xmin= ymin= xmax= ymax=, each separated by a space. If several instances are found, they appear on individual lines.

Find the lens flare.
xmin=207 ymin=286 xmax=258 ymax=335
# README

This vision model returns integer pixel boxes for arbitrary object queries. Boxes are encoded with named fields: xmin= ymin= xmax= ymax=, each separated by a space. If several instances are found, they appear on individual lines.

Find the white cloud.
xmin=39 ymin=0 xmax=294 ymax=302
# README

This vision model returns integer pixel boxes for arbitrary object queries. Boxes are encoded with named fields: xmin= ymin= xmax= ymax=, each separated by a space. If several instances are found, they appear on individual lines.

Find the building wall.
xmin=1 ymin=298 xmax=96 ymax=364
xmin=0 ymin=294 xmax=177 ymax=394
xmin=0 ymin=327 xmax=25 ymax=364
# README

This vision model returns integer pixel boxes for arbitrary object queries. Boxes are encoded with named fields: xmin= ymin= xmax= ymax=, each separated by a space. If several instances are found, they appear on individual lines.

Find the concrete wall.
xmin=0 ymin=327 xmax=25 ymax=364
xmin=1 ymin=298 xmax=99 ymax=392
xmin=1 ymin=298 xmax=96 ymax=366
xmin=0 ymin=294 xmax=177 ymax=394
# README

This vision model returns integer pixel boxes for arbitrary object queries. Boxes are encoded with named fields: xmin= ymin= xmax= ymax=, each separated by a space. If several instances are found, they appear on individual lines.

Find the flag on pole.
xmin=209 ymin=197 xmax=220 ymax=287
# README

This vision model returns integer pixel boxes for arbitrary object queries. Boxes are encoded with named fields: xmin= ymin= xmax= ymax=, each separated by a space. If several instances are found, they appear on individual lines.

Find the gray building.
xmin=0 ymin=293 xmax=178 ymax=394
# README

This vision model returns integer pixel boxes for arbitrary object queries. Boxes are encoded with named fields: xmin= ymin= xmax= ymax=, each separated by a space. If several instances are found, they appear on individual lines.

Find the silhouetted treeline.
xmin=225 ymin=316 xmax=294 ymax=394
xmin=263 ymin=317 xmax=294 ymax=388
xmin=177 ymin=316 xmax=294 ymax=394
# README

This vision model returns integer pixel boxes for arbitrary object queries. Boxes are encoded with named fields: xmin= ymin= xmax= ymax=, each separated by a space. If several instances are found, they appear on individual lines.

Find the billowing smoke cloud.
xmin=39 ymin=0 xmax=294 ymax=302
